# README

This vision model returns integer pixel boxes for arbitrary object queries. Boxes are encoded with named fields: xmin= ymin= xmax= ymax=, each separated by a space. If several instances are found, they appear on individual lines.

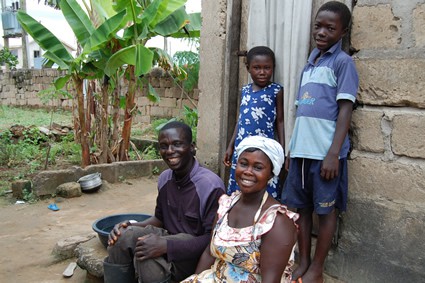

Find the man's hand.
xmin=108 ymin=221 xmax=131 ymax=246
xmin=134 ymin=234 xmax=167 ymax=261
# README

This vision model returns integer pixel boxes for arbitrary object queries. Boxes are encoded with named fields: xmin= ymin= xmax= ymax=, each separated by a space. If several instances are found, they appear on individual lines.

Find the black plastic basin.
xmin=92 ymin=213 xmax=151 ymax=248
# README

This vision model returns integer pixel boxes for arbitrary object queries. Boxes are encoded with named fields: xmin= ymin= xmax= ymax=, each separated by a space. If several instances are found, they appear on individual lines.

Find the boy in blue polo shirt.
xmin=281 ymin=2 xmax=359 ymax=282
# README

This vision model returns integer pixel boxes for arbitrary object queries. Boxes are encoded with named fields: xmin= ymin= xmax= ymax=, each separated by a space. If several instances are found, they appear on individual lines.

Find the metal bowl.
xmin=77 ymin=172 xmax=102 ymax=192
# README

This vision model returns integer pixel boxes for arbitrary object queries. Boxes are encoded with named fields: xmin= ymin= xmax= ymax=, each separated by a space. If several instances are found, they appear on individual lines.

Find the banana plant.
xmin=18 ymin=0 xmax=201 ymax=164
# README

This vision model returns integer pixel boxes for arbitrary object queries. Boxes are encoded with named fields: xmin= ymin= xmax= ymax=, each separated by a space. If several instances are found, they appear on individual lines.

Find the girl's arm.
xmin=223 ymin=119 xmax=238 ymax=166
xmin=260 ymin=212 xmax=297 ymax=283
xmin=276 ymin=88 xmax=285 ymax=149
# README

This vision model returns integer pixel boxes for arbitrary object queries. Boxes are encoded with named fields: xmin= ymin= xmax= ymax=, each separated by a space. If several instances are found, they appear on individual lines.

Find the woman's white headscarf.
xmin=235 ymin=135 xmax=285 ymax=176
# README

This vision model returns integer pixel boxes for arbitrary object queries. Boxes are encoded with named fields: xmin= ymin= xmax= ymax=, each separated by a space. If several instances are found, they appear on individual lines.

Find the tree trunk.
xmin=119 ymin=66 xmax=136 ymax=161
xmin=98 ymin=76 xmax=112 ymax=163
xmin=74 ymin=76 xmax=91 ymax=167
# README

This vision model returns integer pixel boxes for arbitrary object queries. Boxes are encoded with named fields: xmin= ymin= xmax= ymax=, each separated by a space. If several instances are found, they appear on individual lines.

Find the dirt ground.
xmin=0 ymin=176 xmax=159 ymax=283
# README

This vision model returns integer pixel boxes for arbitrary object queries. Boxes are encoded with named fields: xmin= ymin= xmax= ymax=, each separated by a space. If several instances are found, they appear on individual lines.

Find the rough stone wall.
xmin=196 ymin=0 xmax=228 ymax=173
xmin=0 ymin=69 xmax=70 ymax=108
xmin=0 ymin=69 xmax=198 ymax=124
xmin=325 ymin=1 xmax=425 ymax=282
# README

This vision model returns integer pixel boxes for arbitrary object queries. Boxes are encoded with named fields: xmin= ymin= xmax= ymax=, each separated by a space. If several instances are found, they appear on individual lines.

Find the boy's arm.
xmin=276 ymin=88 xmax=285 ymax=149
xmin=321 ymin=100 xmax=353 ymax=180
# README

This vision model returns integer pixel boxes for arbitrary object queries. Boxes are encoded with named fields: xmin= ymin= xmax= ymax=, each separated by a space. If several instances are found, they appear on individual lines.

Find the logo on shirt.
xmin=299 ymin=92 xmax=316 ymax=105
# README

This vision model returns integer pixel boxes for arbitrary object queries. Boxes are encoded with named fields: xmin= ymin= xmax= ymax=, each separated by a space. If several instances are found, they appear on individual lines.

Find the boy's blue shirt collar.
xmin=307 ymin=39 xmax=343 ymax=65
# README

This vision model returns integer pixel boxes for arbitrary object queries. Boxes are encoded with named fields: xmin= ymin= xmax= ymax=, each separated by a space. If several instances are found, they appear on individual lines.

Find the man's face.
xmin=158 ymin=128 xmax=194 ymax=177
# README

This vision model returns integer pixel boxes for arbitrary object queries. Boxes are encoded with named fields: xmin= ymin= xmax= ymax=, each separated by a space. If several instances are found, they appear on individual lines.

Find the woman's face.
xmin=235 ymin=150 xmax=273 ymax=194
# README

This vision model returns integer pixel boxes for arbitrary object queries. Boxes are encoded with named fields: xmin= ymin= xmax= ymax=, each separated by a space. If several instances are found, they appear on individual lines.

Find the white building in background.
xmin=7 ymin=39 xmax=76 ymax=69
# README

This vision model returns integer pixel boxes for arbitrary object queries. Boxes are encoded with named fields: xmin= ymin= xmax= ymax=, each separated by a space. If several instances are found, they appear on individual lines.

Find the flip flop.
xmin=47 ymin=203 xmax=60 ymax=211
xmin=63 ymin=262 xmax=77 ymax=277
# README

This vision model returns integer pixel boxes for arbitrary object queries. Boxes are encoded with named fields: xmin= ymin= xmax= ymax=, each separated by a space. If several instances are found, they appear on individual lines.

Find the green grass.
xmin=0 ymin=105 xmax=72 ymax=129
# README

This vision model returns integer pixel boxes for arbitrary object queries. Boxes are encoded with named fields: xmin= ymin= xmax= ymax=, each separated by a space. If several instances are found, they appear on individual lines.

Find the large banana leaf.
xmin=59 ymin=0 xmax=95 ymax=47
xmin=153 ymin=7 xmax=191 ymax=36
xmin=42 ymin=51 xmax=70 ymax=69
xmin=112 ymin=0 xmax=143 ymax=23
xmin=91 ymin=0 xmax=117 ymax=20
xmin=105 ymin=44 xmax=154 ymax=77
xmin=83 ymin=10 xmax=127 ymax=53
xmin=143 ymin=0 xmax=187 ymax=28
xmin=16 ymin=11 xmax=73 ymax=67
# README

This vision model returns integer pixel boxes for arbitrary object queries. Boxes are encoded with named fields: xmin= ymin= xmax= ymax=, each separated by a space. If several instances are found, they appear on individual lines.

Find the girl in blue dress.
xmin=223 ymin=46 xmax=285 ymax=199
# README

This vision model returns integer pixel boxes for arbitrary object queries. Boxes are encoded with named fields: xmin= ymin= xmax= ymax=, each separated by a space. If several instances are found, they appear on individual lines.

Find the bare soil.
xmin=0 ymin=176 xmax=159 ymax=283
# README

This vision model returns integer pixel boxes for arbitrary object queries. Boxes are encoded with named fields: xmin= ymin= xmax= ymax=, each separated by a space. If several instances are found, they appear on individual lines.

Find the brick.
xmin=348 ymin=154 xmax=425 ymax=203
xmin=413 ymin=3 xmax=425 ymax=47
xmin=392 ymin=114 xmax=425 ymax=158
xmin=352 ymin=5 xmax=402 ymax=50
xmin=356 ymin=58 xmax=425 ymax=108
xmin=351 ymin=109 xmax=385 ymax=153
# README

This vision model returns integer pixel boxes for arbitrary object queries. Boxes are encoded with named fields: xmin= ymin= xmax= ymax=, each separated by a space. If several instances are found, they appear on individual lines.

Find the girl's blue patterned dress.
xmin=227 ymin=82 xmax=283 ymax=199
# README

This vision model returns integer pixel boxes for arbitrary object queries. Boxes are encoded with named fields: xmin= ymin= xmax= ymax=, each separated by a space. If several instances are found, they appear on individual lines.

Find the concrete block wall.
xmin=325 ymin=1 xmax=425 ymax=282
xmin=0 ymin=69 xmax=198 ymax=124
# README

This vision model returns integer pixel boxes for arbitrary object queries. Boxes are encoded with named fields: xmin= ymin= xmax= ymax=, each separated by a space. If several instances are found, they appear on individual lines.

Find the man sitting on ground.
xmin=104 ymin=121 xmax=225 ymax=283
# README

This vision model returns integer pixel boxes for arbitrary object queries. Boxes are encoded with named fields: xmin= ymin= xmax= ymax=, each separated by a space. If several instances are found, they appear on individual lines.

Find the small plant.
xmin=173 ymin=50 xmax=200 ymax=93
xmin=22 ymin=187 xmax=38 ymax=203
xmin=0 ymin=48 xmax=19 ymax=69
xmin=141 ymin=145 xmax=160 ymax=160
xmin=152 ymin=166 xmax=160 ymax=175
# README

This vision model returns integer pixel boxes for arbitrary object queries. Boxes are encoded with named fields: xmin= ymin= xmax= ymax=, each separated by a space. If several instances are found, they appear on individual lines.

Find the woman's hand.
xmin=108 ymin=221 xmax=131 ymax=246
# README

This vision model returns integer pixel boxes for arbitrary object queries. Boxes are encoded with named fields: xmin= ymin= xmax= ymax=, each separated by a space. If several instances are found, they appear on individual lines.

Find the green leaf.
xmin=168 ymin=12 xmax=201 ymax=38
xmin=105 ymin=45 xmax=153 ymax=77
xmin=119 ymin=95 xmax=126 ymax=109
xmin=144 ymin=0 xmax=187 ymax=28
xmin=153 ymin=7 xmax=190 ymax=36
xmin=84 ymin=10 xmax=127 ymax=53
xmin=59 ymin=0 xmax=95 ymax=47
xmin=41 ymin=51 xmax=70 ymax=70
xmin=147 ymin=83 xmax=160 ymax=103
xmin=17 ymin=11 xmax=73 ymax=64
xmin=53 ymin=75 xmax=72 ymax=90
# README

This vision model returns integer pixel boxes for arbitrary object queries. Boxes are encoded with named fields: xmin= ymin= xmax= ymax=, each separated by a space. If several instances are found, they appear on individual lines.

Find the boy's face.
xmin=313 ymin=10 xmax=347 ymax=54
xmin=247 ymin=55 xmax=274 ymax=89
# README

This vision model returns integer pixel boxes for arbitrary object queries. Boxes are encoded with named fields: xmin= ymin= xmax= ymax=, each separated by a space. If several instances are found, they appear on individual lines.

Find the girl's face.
xmin=247 ymin=55 xmax=274 ymax=89
xmin=313 ymin=10 xmax=347 ymax=55
xmin=235 ymin=150 xmax=273 ymax=194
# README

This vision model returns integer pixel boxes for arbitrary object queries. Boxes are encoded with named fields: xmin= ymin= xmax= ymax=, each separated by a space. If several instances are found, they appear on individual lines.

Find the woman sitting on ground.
xmin=181 ymin=135 xmax=298 ymax=283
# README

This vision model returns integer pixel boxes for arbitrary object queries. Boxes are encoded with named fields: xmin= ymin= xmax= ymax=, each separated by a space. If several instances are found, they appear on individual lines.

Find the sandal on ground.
xmin=63 ymin=262 xmax=77 ymax=277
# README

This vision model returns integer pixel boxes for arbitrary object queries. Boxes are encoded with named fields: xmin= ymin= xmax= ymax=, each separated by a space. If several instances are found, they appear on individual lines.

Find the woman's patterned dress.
xmin=181 ymin=192 xmax=298 ymax=283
